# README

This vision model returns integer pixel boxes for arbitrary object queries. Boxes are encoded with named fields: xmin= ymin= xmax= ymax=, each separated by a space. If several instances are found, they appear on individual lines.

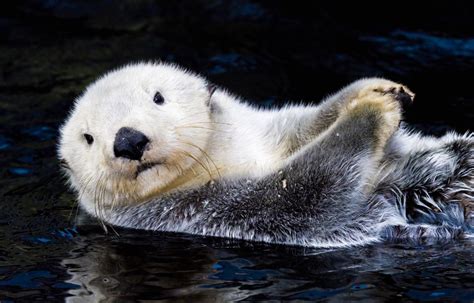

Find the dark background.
xmin=0 ymin=1 xmax=473 ymax=301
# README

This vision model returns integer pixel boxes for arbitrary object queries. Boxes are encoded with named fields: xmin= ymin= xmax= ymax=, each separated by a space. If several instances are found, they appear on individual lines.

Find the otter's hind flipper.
xmin=376 ymin=131 xmax=474 ymax=239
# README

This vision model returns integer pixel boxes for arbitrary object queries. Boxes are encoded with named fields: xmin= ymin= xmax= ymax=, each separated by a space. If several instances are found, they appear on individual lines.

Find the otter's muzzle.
xmin=113 ymin=127 xmax=149 ymax=161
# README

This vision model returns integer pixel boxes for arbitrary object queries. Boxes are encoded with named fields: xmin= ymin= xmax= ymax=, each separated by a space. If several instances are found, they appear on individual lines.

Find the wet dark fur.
xmin=74 ymin=78 xmax=474 ymax=247
xmin=100 ymin=108 xmax=474 ymax=247
xmin=376 ymin=130 xmax=474 ymax=243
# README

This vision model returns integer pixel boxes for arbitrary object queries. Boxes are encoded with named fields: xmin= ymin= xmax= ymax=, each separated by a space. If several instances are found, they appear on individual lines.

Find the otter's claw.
xmin=374 ymin=85 xmax=415 ymax=110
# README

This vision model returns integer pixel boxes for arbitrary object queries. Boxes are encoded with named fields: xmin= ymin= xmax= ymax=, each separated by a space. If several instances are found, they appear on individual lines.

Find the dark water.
xmin=1 ymin=1 xmax=474 ymax=301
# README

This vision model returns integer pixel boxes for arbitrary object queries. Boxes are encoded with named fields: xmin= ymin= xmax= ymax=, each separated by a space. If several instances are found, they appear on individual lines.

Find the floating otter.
xmin=58 ymin=62 xmax=474 ymax=247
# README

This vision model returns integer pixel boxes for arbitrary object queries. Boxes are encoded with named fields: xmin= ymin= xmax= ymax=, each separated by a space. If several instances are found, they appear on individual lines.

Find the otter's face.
xmin=59 ymin=63 xmax=215 ymax=213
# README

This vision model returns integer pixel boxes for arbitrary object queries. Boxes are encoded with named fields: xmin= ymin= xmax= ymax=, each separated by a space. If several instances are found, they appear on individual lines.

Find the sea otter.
xmin=58 ymin=62 xmax=474 ymax=247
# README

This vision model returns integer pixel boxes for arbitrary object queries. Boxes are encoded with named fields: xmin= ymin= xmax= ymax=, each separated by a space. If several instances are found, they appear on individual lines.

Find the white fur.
xmin=59 ymin=62 xmax=319 ymax=213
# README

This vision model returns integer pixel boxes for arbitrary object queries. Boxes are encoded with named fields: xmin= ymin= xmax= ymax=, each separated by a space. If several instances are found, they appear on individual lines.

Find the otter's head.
xmin=59 ymin=62 xmax=216 ymax=213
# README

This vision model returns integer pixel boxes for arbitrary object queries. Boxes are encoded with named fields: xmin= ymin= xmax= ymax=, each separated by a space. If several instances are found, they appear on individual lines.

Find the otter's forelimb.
xmin=270 ymin=78 xmax=414 ymax=156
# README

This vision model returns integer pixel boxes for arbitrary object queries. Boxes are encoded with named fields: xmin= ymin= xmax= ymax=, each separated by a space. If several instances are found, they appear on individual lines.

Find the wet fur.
xmin=60 ymin=63 xmax=474 ymax=247
xmin=103 ymin=130 xmax=474 ymax=248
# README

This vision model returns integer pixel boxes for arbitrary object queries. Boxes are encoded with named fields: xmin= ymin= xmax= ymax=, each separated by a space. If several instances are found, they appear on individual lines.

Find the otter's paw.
xmin=373 ymin=85 xmax=414 ymax=110
xmin=356 ymin=79 xmax=415 ymax=110
xmin=345 ymin=79 xmax=414 ymax=144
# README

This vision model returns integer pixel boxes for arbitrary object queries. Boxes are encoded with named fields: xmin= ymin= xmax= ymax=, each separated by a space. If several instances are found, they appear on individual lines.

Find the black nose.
xmin=113 ymin=127 xmax=150 ymax=161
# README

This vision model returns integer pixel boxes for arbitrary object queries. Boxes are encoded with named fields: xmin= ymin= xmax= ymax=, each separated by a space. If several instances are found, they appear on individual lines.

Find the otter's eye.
xmin=153 ymin=91 xmax=165 ymax=105
xmin=84 ymin=133 xmax=94 ymax=145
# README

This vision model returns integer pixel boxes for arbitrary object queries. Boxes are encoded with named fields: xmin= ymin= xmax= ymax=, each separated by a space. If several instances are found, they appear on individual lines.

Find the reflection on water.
xmin=61 ymin=229 xmax=474 ymax=301
xmin=1 ymin=0 xmax=474 ymax=301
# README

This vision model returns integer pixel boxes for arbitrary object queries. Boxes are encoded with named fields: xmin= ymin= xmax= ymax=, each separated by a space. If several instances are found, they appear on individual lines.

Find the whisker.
xmin=176 ymin=148 xmax=213 ymax=180
xmin=93 ymin=177 xmax=100 ymax=231
xmin=179 ymin=121 xmax=232 ymax=126
xmin=179 ymin=140 xmax=221 ymax=178
xmin=176 ymin=111 xmax=211 ymax=122
xmin=97 ymin=174 xmax=107 ymax=232
xmin=67 ymin=202 xmax=78 ymax=223
xmin=95 ymin=172 xmax=108 ymax=233
xmin=175 ymin=125 xmax=215 ymax=131
xmin=70 ymin=174 xmax=94 ymax=224
xmin=174 ymin=161 xmax=185 ymax=176
xmin=175 ymin=125 xmax=231 ymax=134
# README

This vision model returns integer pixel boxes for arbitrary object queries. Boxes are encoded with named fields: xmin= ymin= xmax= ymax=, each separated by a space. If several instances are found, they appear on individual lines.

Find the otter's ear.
xmin=205 ymin=83 xmax=218 ymax=107
xmin=205 ymin=83 xmax=221 ymax=113
xmin=206 ymin=83 xmax=218 ymax=97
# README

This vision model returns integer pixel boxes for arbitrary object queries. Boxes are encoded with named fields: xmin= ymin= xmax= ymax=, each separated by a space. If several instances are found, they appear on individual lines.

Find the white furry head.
xmin=59 ymin=62 xmax=215 ymax=214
